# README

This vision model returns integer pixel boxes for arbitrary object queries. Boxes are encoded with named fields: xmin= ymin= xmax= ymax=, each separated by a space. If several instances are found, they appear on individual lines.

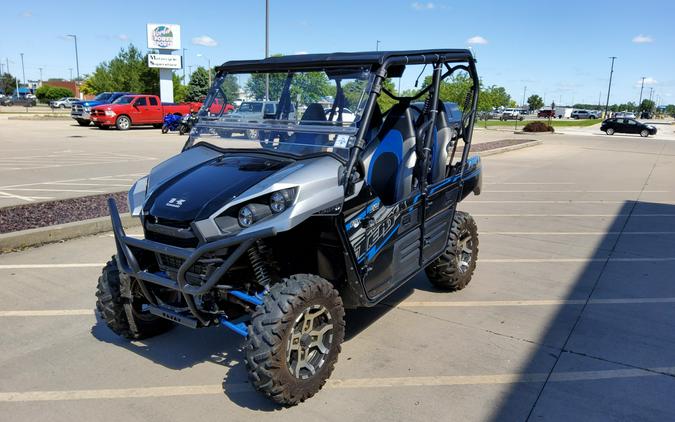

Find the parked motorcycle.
xmin=179 ymin=112 xmax=197 ymax=136
xmin=161 ymin=113 xmax=183 ymax=134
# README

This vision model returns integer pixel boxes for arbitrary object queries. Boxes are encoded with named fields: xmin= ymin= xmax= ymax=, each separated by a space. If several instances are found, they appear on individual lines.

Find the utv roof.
xmin=216 ymin=49 xmax=475 ymax=73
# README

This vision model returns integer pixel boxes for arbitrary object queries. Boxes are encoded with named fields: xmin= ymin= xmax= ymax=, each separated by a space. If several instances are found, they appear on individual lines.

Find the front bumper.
xmin=71 ymin=111 xmax=90 ymax=120
xmin=91 ymin=115 xmax=114 ymax=125
xmin=108 ymin=198 xmax=274 ymax=326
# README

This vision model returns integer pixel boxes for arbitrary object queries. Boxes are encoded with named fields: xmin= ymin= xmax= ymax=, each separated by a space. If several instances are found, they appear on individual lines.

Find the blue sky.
xmin=1 ymin=0 xmax=674 ymax=106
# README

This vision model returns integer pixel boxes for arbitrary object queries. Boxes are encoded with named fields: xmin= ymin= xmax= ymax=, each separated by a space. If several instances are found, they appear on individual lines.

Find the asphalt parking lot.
xmin=0 ymin=116 xmax=185 ymax=206
xmin=1 ymin=132 xmax=674 ymax=421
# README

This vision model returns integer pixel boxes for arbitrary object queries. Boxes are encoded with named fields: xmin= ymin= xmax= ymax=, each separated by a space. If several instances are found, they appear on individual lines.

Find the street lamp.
xmin=196 ymin=54 xmax=211 ymax=86
xmin=182 ymin=48 xmax=187 ymax=84
xmin=604 ymin=56 xmax=616 ymax=117
xmin=265 ymin=0 xmax=270 ymax=100
xmin=66 ymin=34 xmax=80 ymax=84
xmin=20 ymin=53 xmax=26 ymax=85
xmin=376 ymin=40 xmax=381 ymax=51
xmin=638 ymin=76 xmax=645 ymax=109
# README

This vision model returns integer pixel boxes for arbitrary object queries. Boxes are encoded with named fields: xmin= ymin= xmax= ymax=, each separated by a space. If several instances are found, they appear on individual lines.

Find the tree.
xmin=527 ymin=94 xmax=544 ymax=111
xmin=481 ymin=85 xmax=511 ymax=111
xmin=0 ymin=73 xmax=18 ymax=95
xmin=35 ymin=86 xmax=74 ymax=102
xmin=665 ymin=104 xmax=675 ymax=116
xmin=186 ymin=67 xmax=211 ymax=101
xmin=83 ymin=44 xmax=160 ymax=95
xmin=639 ymin=99 xmax=655 ymax=113
xmin=246 ymin=72 xmax=287 ymax=100
xmin=221 ymin=74 xmax=240 ymax=101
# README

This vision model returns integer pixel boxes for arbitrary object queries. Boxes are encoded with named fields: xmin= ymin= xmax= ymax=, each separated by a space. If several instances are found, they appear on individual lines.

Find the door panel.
xmin=344 ymin=195 xmax=423 ymax=300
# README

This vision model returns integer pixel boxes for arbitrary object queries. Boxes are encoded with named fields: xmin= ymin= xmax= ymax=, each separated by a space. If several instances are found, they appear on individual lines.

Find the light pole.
xmin=197 ymin=54 xmax=211 ymax=86
xmin=66 ymin=34 xmax=80 ymax=83
xmin=376 ymin=40 xmax=381 ymax=51
xmin=604 ymin=56 xmax=617 ymax=117
xmin=69 ymin=68 xmax=73 ymax=81
xmin=182 ymin=48 xmax=187 ymax=84
xmin=20 ymin=53 xmax=26 ymax=85
xmin=638 ymin=76 xmax=645 ymax=109
xmin=522 ymin=86 xmax=527 ymax=109
xmin=265 ymin=0 xmax=270 ymax=100
xmin=38 ymin=67 xmax=43 ymax=84
xmin=649 ymin=87 xmax=654 ymax=102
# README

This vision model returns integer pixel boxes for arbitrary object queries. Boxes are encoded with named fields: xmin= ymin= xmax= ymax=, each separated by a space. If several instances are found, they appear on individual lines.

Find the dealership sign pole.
xmin=147 ymin=24 xmax=182 ymax=103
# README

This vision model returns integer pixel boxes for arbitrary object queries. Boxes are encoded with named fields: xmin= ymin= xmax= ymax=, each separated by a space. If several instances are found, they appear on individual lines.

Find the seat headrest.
xmin=301 ymin=103 xmax=327 ymax=123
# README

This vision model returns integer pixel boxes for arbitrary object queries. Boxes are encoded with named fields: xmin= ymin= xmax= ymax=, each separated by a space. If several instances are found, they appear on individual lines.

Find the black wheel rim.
xmin=455 ymin=229 xmax=475 ymax=274
xmin=286 ymin=304 xmax=334 ymax=380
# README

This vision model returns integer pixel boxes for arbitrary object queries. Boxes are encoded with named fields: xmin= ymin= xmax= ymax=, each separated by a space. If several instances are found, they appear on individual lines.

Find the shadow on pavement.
xmin=488 ymin=201 xmax=675 ymax=421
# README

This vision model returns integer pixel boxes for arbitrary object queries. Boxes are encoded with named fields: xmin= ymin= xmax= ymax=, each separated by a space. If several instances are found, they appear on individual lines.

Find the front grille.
xmin=90 ymin=109 xmax=104 ymax=117
xmin=156 ymin=253 xmax=210 ymax=285
xmin=144 ymin=216 xmax=198 ymax=248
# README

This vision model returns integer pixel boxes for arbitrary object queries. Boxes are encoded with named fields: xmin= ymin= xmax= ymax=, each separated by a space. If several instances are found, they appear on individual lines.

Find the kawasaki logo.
xmin=166 ymin=198 xmax=186 ymax=208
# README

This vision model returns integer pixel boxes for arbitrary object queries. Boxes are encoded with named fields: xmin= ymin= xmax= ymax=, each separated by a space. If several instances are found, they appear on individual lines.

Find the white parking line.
xmin=397 ymin=298 xmax=675 ymax=307
xmin=481 ymin=257 xmax=675 ymax=263
xmin=469 ymin=201 xmax=675 ymax=204
xmin=0 ymin=191 xmax=37 ymax=202
xmin=4 ymin=188 xmax=105 ymax=193
xmin=482 ymin=190 xmax=669 ymax=193
xmin=484 ymin=182 xmax=577 ymax=185
xmin=472 ymin=214 xmax=675 ymax=217
xmin=5 ymin=297 xmax=673 ymax=318
xmin=0 ymin=366 xmax=671 ymax=402
xmin=482 ymin=231 xmax=675 ymax=235
xmin=0 ymin=309 xmax=94 ymax=317
xmin=0 ymin=264 xmax=103 ymax=269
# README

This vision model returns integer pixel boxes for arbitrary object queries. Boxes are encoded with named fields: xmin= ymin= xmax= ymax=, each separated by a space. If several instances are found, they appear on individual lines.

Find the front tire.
xmin=115 ymin=115 xmax=131 ymax=130
xmin=426 ymin=211 xmax=479 ymax=291
xmin=76 ymin=119 xmax=90 ymax=126
xmin=95 ymin=258 xmax=173 ymax=339
xmin=606 ymin=128 xmax=615 ymax=135
xmin=246 ymin=274 xmax=345 ymax=406
xmin=640 ymin=129 xmax=649 ymax=138
xmin=161 ymin=125 xmax=169 ymax=134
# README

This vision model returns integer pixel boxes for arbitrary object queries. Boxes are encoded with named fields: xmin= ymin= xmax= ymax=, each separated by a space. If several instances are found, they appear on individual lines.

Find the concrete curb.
xmin=476 ymin=140 xmax=542 ymax=157
xmin=0 ymin=214 xmax=140 ymax=253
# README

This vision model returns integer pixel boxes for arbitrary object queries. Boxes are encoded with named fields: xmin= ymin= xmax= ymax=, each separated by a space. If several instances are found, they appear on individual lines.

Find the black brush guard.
xmin=107 ymin=198 xmax=274 ymax=327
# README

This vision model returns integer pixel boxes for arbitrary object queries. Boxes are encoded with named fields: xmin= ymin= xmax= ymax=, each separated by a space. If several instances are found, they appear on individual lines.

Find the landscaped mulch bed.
xmin=0 ymin=139 xmax=538 ymax=234
xmin=470 ymin=138 xmax=535 ymax=152
xmin=0 ymin=192 xmax=128 ymax=234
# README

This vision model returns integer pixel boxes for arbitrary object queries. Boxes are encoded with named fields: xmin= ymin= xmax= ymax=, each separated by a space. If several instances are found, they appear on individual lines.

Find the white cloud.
xmin=632 ymin=34 xmax=653 ymax=44
xmin=294 ymin=51 xmax=308 ymax=55
xmin=411 ymin=2 xmax=435 ymax=10
xmin=20 ymin=10 xmax=32 ymax=17
xmin=635 ymin=77 xmax=658 ymax=87
xmin=467 ymin=35 xmax=488 ymax=45
xmin=192 ymin=35 xmax=218 ymax=47
xmin=117 ymin=34 xmax=129 ymax=41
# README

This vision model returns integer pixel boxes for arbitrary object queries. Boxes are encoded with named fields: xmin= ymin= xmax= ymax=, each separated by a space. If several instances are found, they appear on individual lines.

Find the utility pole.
xmin=182 ymin=48 xmax=187 ymax=84
xmin=649 ymin=87 xmax=654 ymax=102
xmin=264 ymin=0 xmax=270 ymax=100
xmin=69 ymin=68 xmax=73 ymax=81
xmin=604 ymin=56 xmax=617 ymax=117
xmin=38 ymin=67 xmax=43 ymax=84
xmin=522 ymin=86 xmax=527 ymax=109
xmin=638 ymin=76 xmax=645 ymax=109
xmin=20 ymin=53 xmax=26 ymax=84
xmin=66 ymin=35 xmax=80 ymax=83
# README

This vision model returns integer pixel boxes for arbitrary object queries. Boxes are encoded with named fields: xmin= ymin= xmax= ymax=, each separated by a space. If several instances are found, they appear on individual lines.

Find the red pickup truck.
xmin=90 ymin=94 xmax=202 ymax=130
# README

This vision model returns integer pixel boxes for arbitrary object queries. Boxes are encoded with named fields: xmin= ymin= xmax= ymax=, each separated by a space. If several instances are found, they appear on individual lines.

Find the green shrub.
xmin=35 ymin=86 xmax=74 ymax=102
xmin=523 ymin=121 xmax=554 ymax=132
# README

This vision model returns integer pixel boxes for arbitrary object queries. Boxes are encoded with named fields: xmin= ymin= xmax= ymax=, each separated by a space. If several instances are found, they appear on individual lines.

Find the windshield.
xmin=94 ymin=93 xmax=112 ymax=102
xmin=192 ymin=67 xmax=373 ymax=160
xmin=112 ymin=95 xmax=134 ymax=105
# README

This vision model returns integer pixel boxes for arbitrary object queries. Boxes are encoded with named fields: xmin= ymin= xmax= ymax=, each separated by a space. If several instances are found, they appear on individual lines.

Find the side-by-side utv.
xmin=97 ymin=49 xmax=482 ymax=405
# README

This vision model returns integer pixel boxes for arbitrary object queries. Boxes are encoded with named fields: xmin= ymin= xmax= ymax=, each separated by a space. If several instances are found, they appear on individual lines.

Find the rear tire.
xmin=246 ymin=274 xmax=345 ymax=406
xmin=425 ymin=211 xmax=479 ymax=291
xmin=115 ymin=115 xmax=131 ymax=130
xmin=640 ymin=129 xmax=649 ymax=138
xmin=95 ymin=258 xmax=173 ymax=339
xmin=606 ymin=128 xmax=615 ymax=135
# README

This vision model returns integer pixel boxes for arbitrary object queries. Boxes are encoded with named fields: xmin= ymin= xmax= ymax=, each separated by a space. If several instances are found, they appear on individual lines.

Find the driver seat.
xmin=361 ymin=103 xmax=417 ymax=205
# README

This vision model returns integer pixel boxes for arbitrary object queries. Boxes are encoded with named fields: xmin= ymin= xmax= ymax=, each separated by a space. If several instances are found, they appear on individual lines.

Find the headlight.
xmin=127 ymin=176 xmax=148 ymax=217
xmin=83 ymin=106 xmax=91 ymax=112
xmin=270 ymin=191 xmax=287 ymax=213
xmin=238 ymin=203 xmax=271 ymax=227
xmin=105 ymin=109 xmax=116 ymax=117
